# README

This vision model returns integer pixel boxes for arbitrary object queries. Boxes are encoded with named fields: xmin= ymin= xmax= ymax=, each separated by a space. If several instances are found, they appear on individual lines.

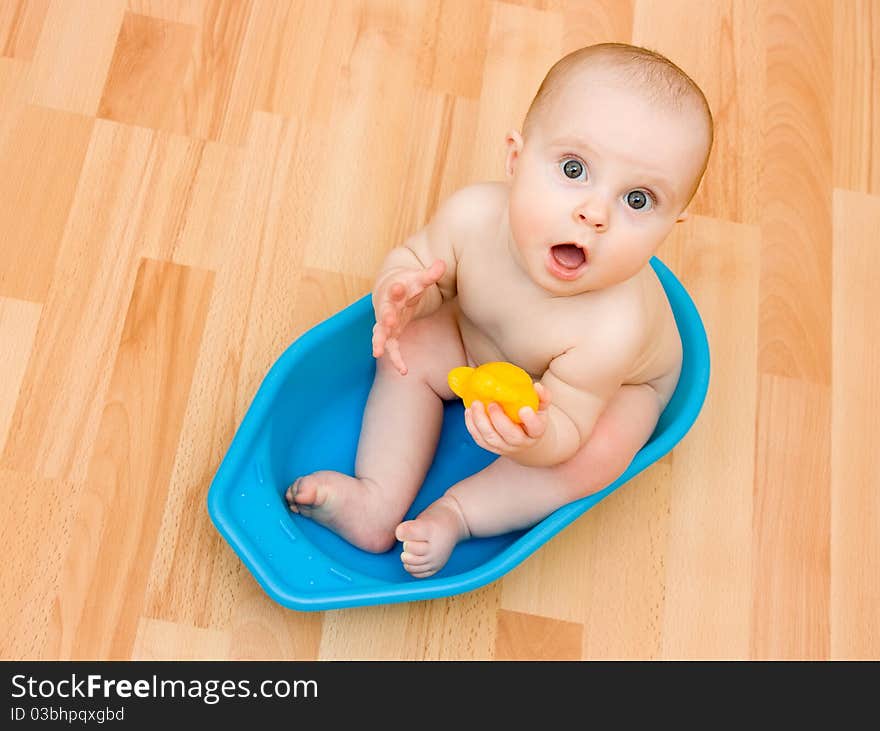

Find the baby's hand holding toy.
xmin=448 ymin=361 xmax=551 ymax=456
xmin=372 ymin=259 xmax=446 ymax=375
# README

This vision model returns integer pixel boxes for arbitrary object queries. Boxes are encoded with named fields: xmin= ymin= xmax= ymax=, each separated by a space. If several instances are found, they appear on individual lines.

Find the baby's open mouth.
xmin=547 ymin=243 xmax=588 ymax=280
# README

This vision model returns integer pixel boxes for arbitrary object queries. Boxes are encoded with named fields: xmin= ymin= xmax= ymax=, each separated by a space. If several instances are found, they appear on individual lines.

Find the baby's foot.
xmin=394 ymin=495 xmax=471 ymax=578
xmin=285 ymin=471 xmax=396 ymax=553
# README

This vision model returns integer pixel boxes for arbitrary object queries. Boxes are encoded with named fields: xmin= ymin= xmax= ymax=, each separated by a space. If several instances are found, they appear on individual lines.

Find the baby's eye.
xmin=560 ymin=157 xmax=586 ymax=181
xmin=625 ymin=189 xmax=654 ymax=211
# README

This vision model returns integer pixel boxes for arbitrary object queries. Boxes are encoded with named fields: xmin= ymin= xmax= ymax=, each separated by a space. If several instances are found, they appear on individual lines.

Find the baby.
xmin=286 ymin=42 xmax=713 ymax=578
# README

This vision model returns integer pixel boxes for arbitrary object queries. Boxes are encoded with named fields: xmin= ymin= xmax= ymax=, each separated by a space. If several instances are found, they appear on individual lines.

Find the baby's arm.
xmin=510 ymin=333 xmax=644 ymax=468
xmin=373 ymin=189 xmax=468 ymax=320
xmin=371 ymin=189 xmax=478 ymax=373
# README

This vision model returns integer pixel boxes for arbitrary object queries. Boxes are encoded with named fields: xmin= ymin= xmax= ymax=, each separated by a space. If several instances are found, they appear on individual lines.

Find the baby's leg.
xmin=396 ymin=384 xmax=661 ymax=576
xmin=286 ymin=301 xmax=467 ymax=553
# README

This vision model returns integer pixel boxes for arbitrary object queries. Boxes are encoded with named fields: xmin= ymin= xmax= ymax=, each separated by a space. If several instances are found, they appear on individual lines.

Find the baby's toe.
xmin=408 ymin=567 xmax=438 ymax=579
xmin=395 ymin=520 xmax=428 ymax=544
xmin=401 ymin=551 xmax=431 ymax=567
xmin=400 ymin=552 xmax=438 ymax=577
xmin=285 ymin=480 xmax=300 ymax=511
xmin=290 ymin=476 xmax=320 ymax=507
xmin=402 ymin=540 xmax=431 ymax=557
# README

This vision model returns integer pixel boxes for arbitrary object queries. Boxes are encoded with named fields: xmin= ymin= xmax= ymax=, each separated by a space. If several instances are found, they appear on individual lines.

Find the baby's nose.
xmin=574 ymin=199 xmax=608 ymax=231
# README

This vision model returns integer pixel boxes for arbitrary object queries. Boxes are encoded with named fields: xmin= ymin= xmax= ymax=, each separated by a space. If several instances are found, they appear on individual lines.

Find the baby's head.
xmin=504 ymin=43 xmax=713 ymax=295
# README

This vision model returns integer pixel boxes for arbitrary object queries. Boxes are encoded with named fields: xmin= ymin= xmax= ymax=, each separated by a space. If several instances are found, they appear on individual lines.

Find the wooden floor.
xmin=1 ymin=0 xmax=878 ymax=661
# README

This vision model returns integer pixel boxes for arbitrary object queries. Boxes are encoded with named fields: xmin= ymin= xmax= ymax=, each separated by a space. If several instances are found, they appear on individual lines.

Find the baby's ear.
xmin=505 ymin=130 xmax=523 ymax=178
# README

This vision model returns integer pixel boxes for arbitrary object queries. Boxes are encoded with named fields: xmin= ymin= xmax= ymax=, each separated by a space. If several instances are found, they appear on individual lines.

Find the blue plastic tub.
xmin=207 ymin=256 xmax=710 ymax=611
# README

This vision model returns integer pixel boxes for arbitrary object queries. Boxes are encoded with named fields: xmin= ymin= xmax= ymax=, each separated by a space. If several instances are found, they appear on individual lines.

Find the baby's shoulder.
xmin=441 ymin=181 xmax=508 ymax=212
xmin=432 ymin=182 xmax=508 ymax=242
xmin=564 ymin=274 xmax=655 ymax=362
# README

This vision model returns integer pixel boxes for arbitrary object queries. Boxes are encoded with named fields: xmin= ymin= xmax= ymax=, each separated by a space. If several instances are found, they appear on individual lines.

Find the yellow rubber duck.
xmin=448 ymin=361 xmax=540 ymax=424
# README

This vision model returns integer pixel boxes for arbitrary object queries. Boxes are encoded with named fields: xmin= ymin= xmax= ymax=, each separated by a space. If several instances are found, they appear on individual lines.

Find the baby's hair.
xmin=523 ymin=42 xmax=714 ymax=204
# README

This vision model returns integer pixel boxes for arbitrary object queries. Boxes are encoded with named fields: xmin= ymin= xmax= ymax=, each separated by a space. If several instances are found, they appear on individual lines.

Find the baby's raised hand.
xmin=465 ymin=382 xmax=552 ymax=456
xmin=372 ymin=259 xmax=446 ymax=375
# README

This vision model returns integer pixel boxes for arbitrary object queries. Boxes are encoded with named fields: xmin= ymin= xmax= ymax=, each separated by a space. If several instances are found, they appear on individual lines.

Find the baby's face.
xmin=505 ymin=69 xmax=709 ymax=296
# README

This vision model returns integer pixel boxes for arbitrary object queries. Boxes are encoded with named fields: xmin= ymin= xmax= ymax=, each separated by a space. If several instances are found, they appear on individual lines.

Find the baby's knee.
xmin=555 ymin=429 xmax=635 ymax=500
xmin=375 ymin=307 xmax=464 ymax=394
xmin=376 ymin=318 xmax=433 ymax=372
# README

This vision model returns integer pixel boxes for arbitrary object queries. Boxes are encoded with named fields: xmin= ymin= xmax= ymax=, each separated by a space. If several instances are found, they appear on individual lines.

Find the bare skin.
xmin=287 ymin=66 xmax=708 ymax=577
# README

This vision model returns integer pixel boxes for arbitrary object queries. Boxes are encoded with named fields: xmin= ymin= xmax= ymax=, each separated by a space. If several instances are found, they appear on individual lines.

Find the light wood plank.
xmin=126 ymin=0 xmax=210 ymax=26
xmin=657 ymin=217 xmax=760 ymax=659
xmin=469 ymin=1 xmax=562 ymax=181
xmin=319 ymin=604 xmax=413 ymax=659
xmin=415 ymin=0 xmax=492 ymax=99
xmin=98 ymin=3 xmax=253 ymax=144
xmin=758 ymin=0 xmax=833 ymax=383
xmin=495 ymin=609 xmax=583 ymax=660
xmin=500 ymin=462 xmax=672 ymax=659
xmin=320 ymin=585 xmax=501 ymax=659
xmin=749 ymin=0 xmax=834 ymax=661
xmin=559 ymin=0 xmax=633 ymax=53
xmin=1 ymin=120 xmax=156 ymax=482
xmin=0 ymin=298 xmax=41 ymax=455
xmin=300 ymin=1 xmax=435 ymax=278
xmin=830 ymin=189 xmax=880 ymax=659
xmin=133 ymin=617 xmax=230 ymax=660
xmin=0 ymin=468 xmax=75 ymax=659
xmin=0 ymin=56 xmax=33 ymax=196
xmin=400 ymin=587 xmax=502 ymax=659
xmin=54 ymin=257 xmax=213 ymax=659
xmin=579 ymin=467 xmax=673 ymax=660
xmin=1 ymin=121 xmax=216 ymax=482
xmin=28 ymin=0 xmax=126 ymax=115
xmin=0 ymin=105 xmax=94 ymax=303
xmin=0 ymin=0 xmax=50 ymax=60
xmin=634 ymin=0 xmax=763 ymax=224
xmin=231 ymin=0 xmax=343 ymax=127
xmin=751 ymin=374 xmax=831 ymax=659
xmin=226 ymin=579 xmax=323 ymax=660
xmin=833 ymin=0 xmax=880 ymax=195
xmin=97 ymin=12 xmax=198 ymax=132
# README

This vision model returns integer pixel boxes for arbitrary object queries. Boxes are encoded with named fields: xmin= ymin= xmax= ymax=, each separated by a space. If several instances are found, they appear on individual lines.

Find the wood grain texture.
xmin=751 ymin=374 xmax=831 ymax=659
xmin=0 ymin=105 xmax=94 ymax=303
xmin=0 ymin=299 xmax=41 ymax=454
xmin=656 ymin=217 xmax=760 ymax=659
xmin=0 ymin=0 xmax=50 ymax=60
xmin=495 ymin=609 xmax=583 ymax=660
xmin=98 ymin=12 xmax=199 ymax=132
xmin=0 ymin=0 xmax=877 ymax=660
xmin=0 ymin=468 xmax=74 ymax=659
xmin=830 ymin=189 xmax=880 ymax=659
xmin=833 ymin=0 xmax=880 ymax=194
xmin=634 ymin=0 xmax=763 ymax=224
xmin=28 ymin=0 xmax=126 ymax=115
xmin=2 ymin=121 xmax=156 ymax=482
xmin=759 ymin=0 xmax=833 ymax=384
xmin=56 ymin=258 xmax=213 ymax=659
xmin=751 ymin=0 xmax=834 ymax=659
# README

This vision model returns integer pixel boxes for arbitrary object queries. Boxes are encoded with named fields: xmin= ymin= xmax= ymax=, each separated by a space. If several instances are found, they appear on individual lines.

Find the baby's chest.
xmin=457 ymin=278 xmax=584 ymax=376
